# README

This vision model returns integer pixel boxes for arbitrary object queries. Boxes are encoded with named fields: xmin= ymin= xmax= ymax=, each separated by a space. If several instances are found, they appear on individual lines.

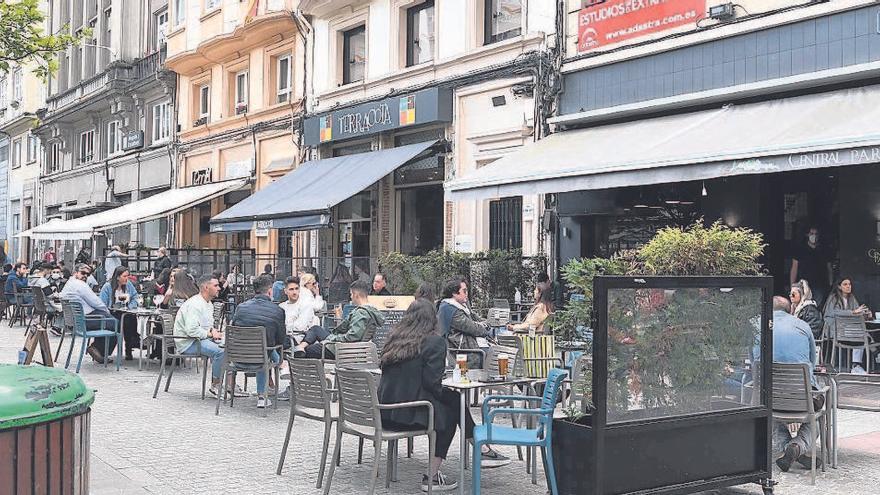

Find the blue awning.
xmin=210 ymin=140 xmax=437 ymax=232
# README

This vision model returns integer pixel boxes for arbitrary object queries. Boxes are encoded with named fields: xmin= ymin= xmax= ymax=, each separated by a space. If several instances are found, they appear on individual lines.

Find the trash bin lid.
xmin=0 ymin=365 xmax=95 ymax=430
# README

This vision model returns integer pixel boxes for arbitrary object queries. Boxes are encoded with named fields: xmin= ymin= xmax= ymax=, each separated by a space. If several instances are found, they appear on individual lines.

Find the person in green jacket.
xmin=292 ymin=279 xmax=384 ymax=359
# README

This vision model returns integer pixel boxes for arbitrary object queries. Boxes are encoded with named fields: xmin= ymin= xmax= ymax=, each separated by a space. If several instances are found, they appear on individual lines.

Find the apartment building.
xmin=30 ymin=0 xmax=176 ymax=258
xmin=211 ymin=0 xmax=558 ymax=279
xmin=164 ymin=0 xmax=305 ymax=254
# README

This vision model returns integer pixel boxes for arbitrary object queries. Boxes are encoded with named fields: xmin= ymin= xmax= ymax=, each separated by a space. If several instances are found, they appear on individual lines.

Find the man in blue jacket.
xmin=5 ymin=262 xmax=32 ymax=305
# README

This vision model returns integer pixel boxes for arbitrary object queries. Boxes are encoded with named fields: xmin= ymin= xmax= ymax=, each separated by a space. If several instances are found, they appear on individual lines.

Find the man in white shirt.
xmin=60 ymin=263 xmax=119 ymax=364
xmin=278 ymin=276 xmax=302 ymax=337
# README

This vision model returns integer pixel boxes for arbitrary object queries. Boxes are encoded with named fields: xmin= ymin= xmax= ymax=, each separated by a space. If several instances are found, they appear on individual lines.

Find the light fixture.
xmin=701 ymin=182 xmax=708 ymax=197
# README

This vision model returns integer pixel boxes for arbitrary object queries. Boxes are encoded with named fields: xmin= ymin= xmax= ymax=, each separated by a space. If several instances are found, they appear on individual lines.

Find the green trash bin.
xmin=0 ymin=364 xmax=95 ymax=495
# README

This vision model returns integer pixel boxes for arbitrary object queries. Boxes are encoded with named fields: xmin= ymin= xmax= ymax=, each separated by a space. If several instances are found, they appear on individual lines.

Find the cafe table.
xmin=111 ymin=306 xmax=164 ymax=370
xmin=443 ymin=373 xmax=544 ymax=495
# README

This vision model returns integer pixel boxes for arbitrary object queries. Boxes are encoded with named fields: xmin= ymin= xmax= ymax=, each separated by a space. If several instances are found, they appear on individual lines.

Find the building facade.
xmin=35 ymin=0 xmax=176 ymax=260
xmin=164 ymin=0 xmax=305 ymax=255
xmin=297 ymin=0 xmax=557 ymax=272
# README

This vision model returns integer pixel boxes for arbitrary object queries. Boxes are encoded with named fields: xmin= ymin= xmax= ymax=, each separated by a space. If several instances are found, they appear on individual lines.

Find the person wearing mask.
xmin=152 ymin=247 xmax=173 ymax=278
xmin=229 ymin=274 xmax=288 ymax=408
xmin=438 ymin=278 xmax=489 ymax=369
xmin=823 ymin=277 xmax=871 ymax=374
xmin=771 ymin=296 xmax=823 ymax=472
xmin=507 ymin=284 xmax=554 ymax=334
xmin=292 ymin=280 xmax=383 ymax=359
xmin=103 ymin=245 xmax=128 ymax=283
xmin=790 ymin=280 xmax=823 ymax=340
xmin=371 ymin=273 xmax=391 ymax=296
xmin=48 ymin=265 xmax=66 ymax=292
xmin=5 ymin=262 xmax=32 ymax=305
xmin=790 ymin=226 xmax=832 ymax=306
xmin=60 ymin=263 xmax=118 ymax=364
xmin=379 ymin=299 xmax=510 ymax=492
xmin=29 ymin=263 xmax=54 ymax=296
xmin=100 ymin=266 xmax=141 ymax=360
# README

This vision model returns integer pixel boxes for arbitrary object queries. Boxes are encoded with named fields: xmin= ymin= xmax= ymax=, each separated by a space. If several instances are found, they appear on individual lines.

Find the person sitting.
xmin=100 ymin=266 xmax=141 ymax=360
xmin=29 ymin=263 xmax=54 ymax=296
xmin=438 ymin=278 xmax=489 ymax=369
xmin=379 ymin=299 xmax=510 ymax=492
xmin=271 ymin=269 xmax=287 ymax=303
xmin=292 ymin=280 xmax=383 ymax=359
xmin=772 ymin=296 xmax=824 ymax=472
xmin=48 ymin=265 xmax=66 ymax=292
xmin=822 ymin=276 xmax=871 ymax=374
xmin=790 ymin=280 xmax=823 ymax=340
xmin=58 ymin=260 xmax=71 ymax=280
xmin=278 ymin=276 xmax=308 ymax=340
xmin=507 ymin=284 xmax=554 ymax=334
xmin=60 ymin=264 xmax=118 ymax=364
xmin=229 ymin=274 xmax=288 ymax=408
xmin=174 ymin=275 xmax=241 ymax=397
xmin=371 ymin=272 xmax=391 ymax=296
xmin=414 ymin=283 xmax=435 ymax=303
xmin=164 ymin=268 xmax=199 ymax=308
xmin=283 ymin=273 xmax=326 ymax=337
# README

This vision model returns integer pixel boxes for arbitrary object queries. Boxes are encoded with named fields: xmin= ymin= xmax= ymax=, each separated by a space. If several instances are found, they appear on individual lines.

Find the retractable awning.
xmin=446 ymin=85 xmax=880 ymax=200
xmin=21 ymin=179 xmax=248 ymax=240
xmin=210 ymin=140 xmax=437 ymax=232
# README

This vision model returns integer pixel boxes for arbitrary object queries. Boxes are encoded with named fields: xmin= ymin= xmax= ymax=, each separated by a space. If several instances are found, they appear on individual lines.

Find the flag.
xmin=244 ymin=0 xmax=260 ymax=23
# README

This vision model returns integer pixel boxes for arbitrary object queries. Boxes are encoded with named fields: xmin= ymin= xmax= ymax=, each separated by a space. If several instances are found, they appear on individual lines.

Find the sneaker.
xmin=421 ymin=471 xmax=457 ymax=492
xmin=776 ymin=443 xmax=800 ymax=472
xmin=796 ymin=454 xmax=823 ymax=470
xmin=257 ymin=397 xmax=272 ymax=409
xmin=209 ymin=384 xmax=221 ymax=397
xmin=276 ymin=386 xmax=291 ymax=401
xmin=49 ymin=326 xmax=63 ymax=337
xmin=851 ymin=365 xmax=868 ymax=375
xmin=480 ymin=448 xmax=512 ymax=468
xmin=227 ymin=384 xmax=248 ymax=398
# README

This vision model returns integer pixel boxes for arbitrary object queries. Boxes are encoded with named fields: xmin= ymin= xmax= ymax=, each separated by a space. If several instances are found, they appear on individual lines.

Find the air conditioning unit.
xmin=193 ymin=116 xmax=208 ymax=127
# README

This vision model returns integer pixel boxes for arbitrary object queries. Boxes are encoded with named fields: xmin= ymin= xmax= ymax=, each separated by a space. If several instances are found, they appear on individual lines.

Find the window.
xmin=406 ymin=1 xmax=434 ymax=67
xmin=26 ymin=134 xmax=38 ymax=163
xmin=0 ymin=77 xmax=6 ymax=108
xmin=174 ymin=0 xmax=185 ymax=25
xmin=489 ymin=196 xmax=522 ymax=250
xmin=342 ymin=25 xmax=366 ymax=85
xmin=152 ymin=101 xmax=171 ymax=143
xmin=154 ymin=9 xmax=169 ymax=50
xmin=276 ymin=54 xmax=291 ymax=103
xmin=206 ymin=0 xmax=220 ymax=11
xmin=11 ymin=138 xmax=21 ymax=169
xmin=484 ymin=0 xmax=522 ymax=45
xmin=234 ymin=71 xmax=248 ymax=112
xmin=199 ymin=85 xmax=210 ymax=117
xmin=49 ymin=142 xmax=61 ymax=173
xmin=107 ymin=121 xmax=122 ymax=156
xmin=79 ymin=130 xmax=95 ymax=164
xmin=12 ymin=69 xmax=22 ymax=102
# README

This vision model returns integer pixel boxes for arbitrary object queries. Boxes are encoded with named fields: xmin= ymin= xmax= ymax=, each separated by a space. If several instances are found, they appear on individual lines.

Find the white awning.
xmin=446 ymin=85 xmax=880 ymax=200
xmin=22 ymin=179 xmax=248 ymax=240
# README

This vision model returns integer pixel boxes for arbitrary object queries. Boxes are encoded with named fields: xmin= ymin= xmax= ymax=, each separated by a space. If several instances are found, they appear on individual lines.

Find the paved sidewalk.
xmin=2 ymin=322 xmax=879 ymax=494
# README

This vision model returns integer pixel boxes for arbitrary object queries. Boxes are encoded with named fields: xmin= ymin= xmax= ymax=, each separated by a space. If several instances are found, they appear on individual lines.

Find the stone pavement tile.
xmin=838 ymin=431 xmax=880 ymax=454
xmin=90 ymin=454 xmax=152 ymax=495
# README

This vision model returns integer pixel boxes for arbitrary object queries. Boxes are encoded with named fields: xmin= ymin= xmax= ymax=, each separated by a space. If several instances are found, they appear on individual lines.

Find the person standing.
xmin=103 ymin=245 xmax=128 ymax=283
xmin=42 ymin=246 xmax=57 ymax=264
xmin=790 ymin=226 xmax=832 ymax=306
xmin=152 ymin=247 xmax=173 ymax=278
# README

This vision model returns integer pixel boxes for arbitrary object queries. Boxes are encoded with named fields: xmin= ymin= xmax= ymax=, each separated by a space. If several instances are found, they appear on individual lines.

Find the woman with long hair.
xmin=507 ymin=284 xmax=554 ymax=334
xmin=414 ymin=283 xmax=435 ymax=304
xmin=823 ymin=276 xmax=871 ymax=373
xmin=166 ymin=268 xmax=199 ymax=307
xmin=378 ymin=299 xmax=509 ymax=492
xmin=99 ymin=265 xmax=140 ymax=360
xmin=790 ymin=279 xmax=823 ymax=339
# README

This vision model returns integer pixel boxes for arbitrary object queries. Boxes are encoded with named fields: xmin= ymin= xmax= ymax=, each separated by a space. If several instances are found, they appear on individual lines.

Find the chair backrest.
xmin=14 ymin=284 xmax=32 ymax=304
xmin=60 ymin=298 xmax=76 ymax=329
xmin=31 ymin=288 xmax=48 ymax=315
xmin=160 ymin=312 xmax=175 ymax=336
xmin=492 ymin=298 xmax=510 ymax=309
xmin=61 ymin=299 xmax=87 ymax=335
xmin=495 ymin=336 xmax=526 ymax=377
xmin=289 ymin=358 xmax=331 ymax=412
xmin=485 ymin=344 xmax=519 ymax=375
xmin=334 ymin=341 xmax=379 ymax=368
xmin=835 ymin=314 xmax=867 ymax=341
xmin=212 ymin=301 xmax=225 ymax=330
xmin=536 ymin=368 xmax=567 ymax=438
xmin=771 ymin=362 xmax=813 ymax=413
xmin=224 ymin=325 xmax=267 ymax=365
xmin=521 ymin=335 xmax=556 ymax=378
xmin=335 ymin=368 xmax=381 ymax=432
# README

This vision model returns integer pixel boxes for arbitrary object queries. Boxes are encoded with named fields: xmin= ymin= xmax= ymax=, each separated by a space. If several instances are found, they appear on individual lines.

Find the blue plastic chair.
xmin=62 ymin=299 xmax=121 ymax=373
xmin=472 ymin=367 xmax=567 ymax=495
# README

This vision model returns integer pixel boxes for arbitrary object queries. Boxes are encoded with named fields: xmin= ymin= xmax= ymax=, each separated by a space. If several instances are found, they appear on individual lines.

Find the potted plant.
xmin=551 ymin=221 xmax=776 ymax=495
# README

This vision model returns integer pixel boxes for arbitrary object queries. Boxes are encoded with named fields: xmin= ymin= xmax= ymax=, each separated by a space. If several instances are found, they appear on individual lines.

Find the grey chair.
xmin=54 ymin=296 xmax=76 ymax=363
xmin=11 ymin=285 xmax=35 ymax=329
xmin=771 ymin=362 xmax=828 ymax=485
xmin=322 ymin=369 xmax=435 ymax=495
xmin=276 ymin=358 xmax=338 ymax=488
xmin=831 ymin=314 xmax=880 ymax=373
xmin=212 ymin=301 xmax=226 ymax=331
xmin=333 ymin=341 xmax=379 ymax=369
xmin=152 ymin=312 xmax=210 ymax=400
xmin=215 ymin=325 xmax=282 ymax=417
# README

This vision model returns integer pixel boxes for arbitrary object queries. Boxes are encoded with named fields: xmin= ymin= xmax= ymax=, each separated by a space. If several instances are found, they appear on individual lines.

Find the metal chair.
xmin=333 ymin=341 xmax=379 ymax=368
xmin=276 ymin=358 xmax=338 ymax=488
xmin=54 ymin=296 xmax=76 ymax=363
xmin=771 ymin=363 xmax=828 ymax=485
xmin=484 ymin=344 xmax=525 ymax=461
xmin=473 ymin=367 xmax=568 ymax=495
xmin=11 ymin=285 xmax=34 ymax=328
xmin=831 ymin=314 xmax=880 ymax=373
xmin=0 ymin=289 xmax=9 ymax=322
xmin=31 ymin=288 xmax=60 ymax=332
xmin=152 ymin=312 xmax=210 ymax=400
xmin=212 ymin=301 xmax=226 ymax=332
xmin=322 ymin=368 xmax=435 ymax=495
xmin=215 ymin=325 xmax=282 ymax=417
xmin=62 ymin=299 xmax=121 ymax=373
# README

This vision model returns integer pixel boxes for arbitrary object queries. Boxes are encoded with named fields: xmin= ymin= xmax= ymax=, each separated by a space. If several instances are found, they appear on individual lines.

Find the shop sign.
xmin=578 ymin=0 xmax=704 ymax=53
xmin=304 ymin=87 xmax=452 ymax=146
xmin=191 ymin=168 xmax=213 ymax=185
xmin=726 ymin=146 xmax=880 ymax=175
xmin=123 ymin=130 xmax=144 ymax=151
xmin=254 ymin=220 xmax=273 ymax=237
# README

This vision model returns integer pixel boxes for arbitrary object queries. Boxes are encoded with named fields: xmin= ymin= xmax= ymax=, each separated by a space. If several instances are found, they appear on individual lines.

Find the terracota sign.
xmin=578 ymin=0 xmax=704 ymax=53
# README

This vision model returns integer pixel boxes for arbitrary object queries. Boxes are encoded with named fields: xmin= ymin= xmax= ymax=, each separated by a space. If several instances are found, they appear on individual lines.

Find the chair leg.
xmin=385 ymin=440 xmax=395 ymax=489
xmin=201 ymin=358 xmax=208 ymax=400
xmin=65 ymin=332 xmax=76 ymax=370
xmin=215 ymin=369 xmax=226 ymax=416
xmin=543 ymin=445 xmax=559 ymax=495
xmin=810 ymin=418 xmax=817 ymax=485
xmin=426 ymin=432 xmax=435 ymax=495
xmin=368 ymin=440 xmax=381 ymax=495
xmin=357 ymin=437 xmax=364 ymax=464
xmin=316 ymin=420 xmax=332 ymax=488
xmin=276 ymin=406 xmax=297 ymax=476
xmin=165 ymin=362 xmax=176 ymax=392
xmin=230 ymin=371 xmax=237 ymax=408
xmin=54 ymin=329 xmax=66 ymax=363
xmin=472 ymin=439 xmax=483 ymax=495
xmin=322 ymin=428 xmax=343 ymax=495
xmin=153 ymin=354 xmax=166 ymax=398
xmin=407 ymin=437 xmax=413 ymax=458
xmin=75 ymin=337 xmax=88 ymax=373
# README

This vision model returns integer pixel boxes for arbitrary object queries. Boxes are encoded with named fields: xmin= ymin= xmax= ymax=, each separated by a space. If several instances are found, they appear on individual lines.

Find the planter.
xmin=552 ymin=416 xmax=593 ymax=495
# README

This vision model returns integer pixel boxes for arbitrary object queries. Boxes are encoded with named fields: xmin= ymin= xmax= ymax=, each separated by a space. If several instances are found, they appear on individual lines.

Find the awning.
xmin=211 ymin=140 xmax=437 ymax=232
xmin=446 ymin=85 xmax=880 ymax=200
xmin=23 ymin=179 xmax=248 ymax=240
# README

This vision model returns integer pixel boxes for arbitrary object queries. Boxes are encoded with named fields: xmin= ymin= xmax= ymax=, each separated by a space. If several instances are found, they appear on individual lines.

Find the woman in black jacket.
xmin=378 ymin=299 xmax=509 ymax=492
xmin=790 ymin=280 xmax=823 ymax=339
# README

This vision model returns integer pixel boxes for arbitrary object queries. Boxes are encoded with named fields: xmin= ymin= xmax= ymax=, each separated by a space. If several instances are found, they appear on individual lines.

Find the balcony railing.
xmin=133 ymin=48 xmax=167 ymax=81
